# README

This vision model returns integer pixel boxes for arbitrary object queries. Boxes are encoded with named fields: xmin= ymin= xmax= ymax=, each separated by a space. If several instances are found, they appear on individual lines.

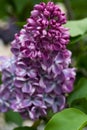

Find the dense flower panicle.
xmin=0 ymin=2 xmax=76 ymax=120
xmin=11 ymin=2 xmax=69 ymax=59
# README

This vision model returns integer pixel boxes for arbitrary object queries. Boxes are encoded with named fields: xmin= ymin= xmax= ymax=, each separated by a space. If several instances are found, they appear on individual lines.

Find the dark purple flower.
xmin=11 ymin=2 xmax=69 ymax=60
xmin=29 ymin=105 xmax=47 ymax=120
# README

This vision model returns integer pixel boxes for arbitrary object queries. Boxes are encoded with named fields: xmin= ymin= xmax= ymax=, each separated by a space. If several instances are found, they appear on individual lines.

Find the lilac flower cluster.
xmin=0 ymin=2 xmax=75 ymax=120
xmin=11 ymin=2 xmax=69 ymax=59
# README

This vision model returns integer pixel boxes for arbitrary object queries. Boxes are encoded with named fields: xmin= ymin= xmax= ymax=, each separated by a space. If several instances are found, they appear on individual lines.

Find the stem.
xmin=64 ymin=0 xmax=74 ymax=20
xmin=32 ymin=119 xmax=41 ymax=129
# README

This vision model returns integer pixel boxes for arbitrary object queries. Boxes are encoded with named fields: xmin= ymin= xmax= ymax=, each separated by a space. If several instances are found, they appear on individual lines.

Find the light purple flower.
xmin=0 ymin=2 xmax=76 ymax=120
xmin=0 ymin=85 xmax=10 ymax=112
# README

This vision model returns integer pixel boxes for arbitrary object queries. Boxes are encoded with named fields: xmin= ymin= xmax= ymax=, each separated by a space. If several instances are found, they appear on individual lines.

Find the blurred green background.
xmin=0 ymin=0 xmax=87 ymax=21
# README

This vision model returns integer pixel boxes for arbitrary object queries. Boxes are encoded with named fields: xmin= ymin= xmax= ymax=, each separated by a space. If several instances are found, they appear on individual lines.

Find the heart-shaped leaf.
xmin=45 ymin=108 xmax=87 ymax=130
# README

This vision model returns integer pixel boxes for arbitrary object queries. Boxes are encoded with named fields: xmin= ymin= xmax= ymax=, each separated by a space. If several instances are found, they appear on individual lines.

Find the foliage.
xmin=5 ymin=110 xmax=23 ymax=126
xmin=68 ymin=78 xmax=87 ymax=104
xmin=45 ymin=108 xmax=87 ymax=130
xmin=14 ymin=126 xmax=36 ymax=130
xmin=65 ymin=18 xmax=87 ymax=37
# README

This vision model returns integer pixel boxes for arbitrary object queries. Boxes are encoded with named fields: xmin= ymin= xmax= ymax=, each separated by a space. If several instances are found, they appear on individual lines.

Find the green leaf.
xmin=14 ymin=126 xmax=36 ymax=130
xmin=65 ymin=18 xmax=87 ymax=37
xmin=5 ymin=110 xmax=23 ymax=126
xmin=68 ymin=78 xmax=87 ymax=105
xmin=71 ymin=98 xmax=87 ymax=114
xmin=77 ymin=54 xmax=87 ymax=70
xmin=45 ymin=108 xmax=87 ymax=130
xmin=70 ymin=36 xmax=82 ymax=44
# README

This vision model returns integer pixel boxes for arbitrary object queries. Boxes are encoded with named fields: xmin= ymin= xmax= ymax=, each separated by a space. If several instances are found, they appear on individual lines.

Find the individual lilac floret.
xmin=0 ymin=84 xmax=10 ymax=112
xmin=11 ymin=2 xmax=69 ymax=59
xmin=0 ymin=2 xmax=76 ymax=121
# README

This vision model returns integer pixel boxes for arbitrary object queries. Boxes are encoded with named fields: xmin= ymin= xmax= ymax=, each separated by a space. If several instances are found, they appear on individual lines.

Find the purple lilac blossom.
xmin=11 ymin=2 xmax=69 ymax=59
xmin=0 ymin=2 xmax=76 ymax=120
